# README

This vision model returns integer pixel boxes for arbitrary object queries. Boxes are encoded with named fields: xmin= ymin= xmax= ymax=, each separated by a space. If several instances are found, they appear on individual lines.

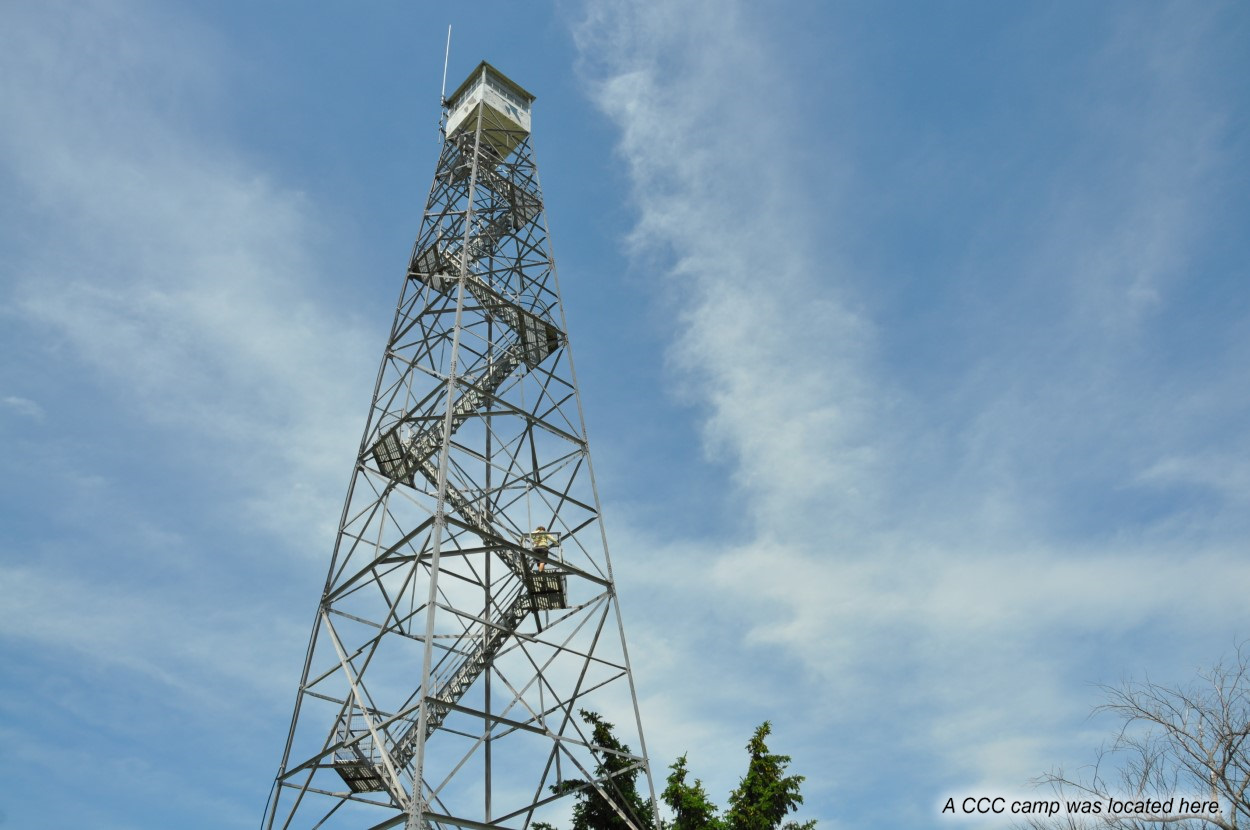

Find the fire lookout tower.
xmin=263 ymin=62 xmax=657 ymax=830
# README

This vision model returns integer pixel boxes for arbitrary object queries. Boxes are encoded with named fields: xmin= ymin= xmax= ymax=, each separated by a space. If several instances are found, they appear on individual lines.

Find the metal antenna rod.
xmin=438 ymin=26 xmax=452 ymax=139
xmin=441 ymin=25 xmax=452 ymax=104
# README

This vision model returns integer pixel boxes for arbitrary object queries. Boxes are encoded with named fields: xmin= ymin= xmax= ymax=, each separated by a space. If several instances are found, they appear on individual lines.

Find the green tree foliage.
xmin=552 ymin=716 xmax=815 ymax=830
xmin=724 ymin=722 xmax=816 ymax=830
xmin=662 ymin=754 xmax=723 ymax=830
xmin=550 ymin=709 xmax=656 ymax=830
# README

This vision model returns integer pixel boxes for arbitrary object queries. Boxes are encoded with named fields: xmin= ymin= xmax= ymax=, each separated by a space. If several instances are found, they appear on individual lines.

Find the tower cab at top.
xmin=444 ymin=61 xmax=536 ymax=162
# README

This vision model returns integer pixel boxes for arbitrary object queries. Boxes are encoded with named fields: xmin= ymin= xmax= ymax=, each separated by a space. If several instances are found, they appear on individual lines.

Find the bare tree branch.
xmin=1024 ymin=642 xmax=1250 ymax=830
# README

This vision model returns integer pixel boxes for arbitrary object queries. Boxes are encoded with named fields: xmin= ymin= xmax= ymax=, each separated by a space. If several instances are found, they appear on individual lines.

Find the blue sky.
xmin=2 ymin=1 xmax=1249 ymax=828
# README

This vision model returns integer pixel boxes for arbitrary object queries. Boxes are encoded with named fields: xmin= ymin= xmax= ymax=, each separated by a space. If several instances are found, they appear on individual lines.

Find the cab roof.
xmin=445 ymin=61 xmax=536 ymax=108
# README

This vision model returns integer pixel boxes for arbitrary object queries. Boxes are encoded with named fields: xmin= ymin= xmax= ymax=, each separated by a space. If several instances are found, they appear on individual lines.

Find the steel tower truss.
xmin=264 ymin=64 xmax=655 ymax=830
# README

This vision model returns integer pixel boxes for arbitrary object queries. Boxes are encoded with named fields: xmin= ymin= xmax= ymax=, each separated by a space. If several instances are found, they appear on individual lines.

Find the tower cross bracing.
xmin=263 ymin=62 xmax=656 ymax=830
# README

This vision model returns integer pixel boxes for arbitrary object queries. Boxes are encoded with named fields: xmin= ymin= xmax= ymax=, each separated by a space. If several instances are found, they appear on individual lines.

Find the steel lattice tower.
xmin=263 ymin=63 xmax=656 ymax=830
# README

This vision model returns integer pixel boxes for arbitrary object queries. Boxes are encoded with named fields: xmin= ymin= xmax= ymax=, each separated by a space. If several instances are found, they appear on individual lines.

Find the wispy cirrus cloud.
xmin=1 ymin=395 xmax=44 ymax=420
xmin=0 ymin=0 xmax=372 ymax=551
xmin=573 ymin=0 xmax=882 ymax=536
xmin=0 ymin=5 xmax=366 ymax=819
xmin=574 ymin=0 xmax=1250 ymax=821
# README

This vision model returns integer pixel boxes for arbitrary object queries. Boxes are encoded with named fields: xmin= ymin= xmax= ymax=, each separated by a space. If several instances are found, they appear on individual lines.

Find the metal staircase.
xmin=333 ymin=150 xmax=567 ymax=793
xmin=331 ymin=585 xmax=539 ymax=794
xmin=264 ymin=63 xmax=655 ymax=830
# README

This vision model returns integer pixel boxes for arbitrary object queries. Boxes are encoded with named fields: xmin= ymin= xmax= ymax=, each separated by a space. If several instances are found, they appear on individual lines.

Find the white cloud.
xmin=0 ymin=562 xmax=303 ymax=705
xmin=0 ymin=6 xmax=370 ymax=774
xmin=574 ymin=0 xmax=1250 ymax=819
xmin=1 ymin=2 xmax=1243 ymax=827
xmin=2 ymin=395 xmax=44 ymax=419
xmin=0 ymin=0 xmax=371 ymax=552
xmin=574 ymin=1 xmax=882 ymax=538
